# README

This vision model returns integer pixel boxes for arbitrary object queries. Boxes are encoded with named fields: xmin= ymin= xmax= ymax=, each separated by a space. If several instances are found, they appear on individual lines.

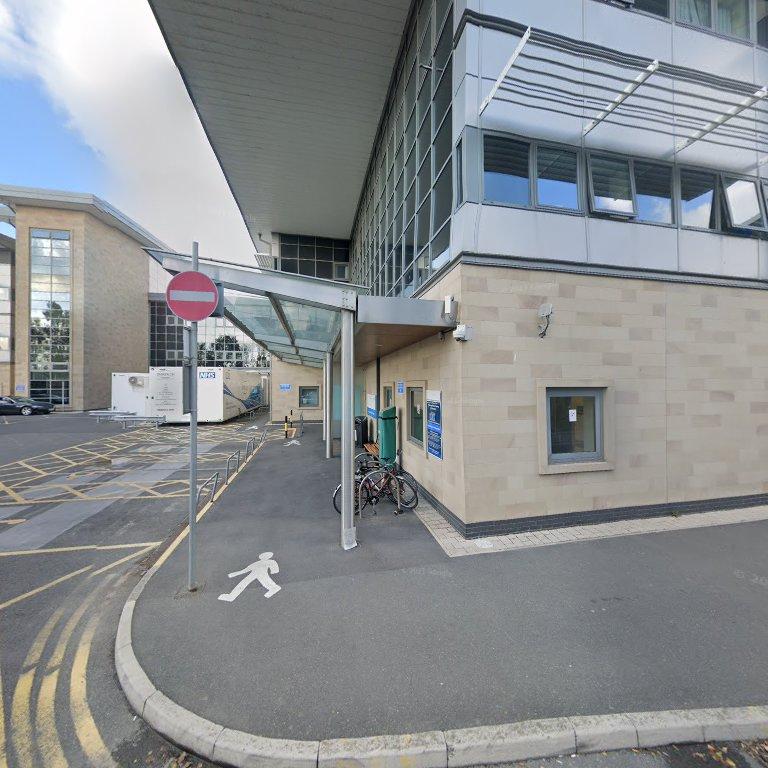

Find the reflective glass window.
xmin=483 ymin=135 xmax=530 ymax=206
xmin=634 ymin=161 xmax=673 ymax=224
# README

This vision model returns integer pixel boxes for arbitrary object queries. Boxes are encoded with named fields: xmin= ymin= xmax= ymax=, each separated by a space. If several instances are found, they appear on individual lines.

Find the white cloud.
xmin=0 ymin=0 xmax=256 ymax=263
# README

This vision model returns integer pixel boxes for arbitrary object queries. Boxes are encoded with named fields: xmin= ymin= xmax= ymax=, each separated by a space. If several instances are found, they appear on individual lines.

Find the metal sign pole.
xmin=188 ymin=241 xmax=199 ymax=590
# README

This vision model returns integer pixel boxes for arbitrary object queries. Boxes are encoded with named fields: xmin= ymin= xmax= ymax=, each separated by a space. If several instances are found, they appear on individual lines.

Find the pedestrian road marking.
xmin=284 ymin=439 xmax=301 ymax=446
xmin=219 ymin=552 xmax=281 ymax=602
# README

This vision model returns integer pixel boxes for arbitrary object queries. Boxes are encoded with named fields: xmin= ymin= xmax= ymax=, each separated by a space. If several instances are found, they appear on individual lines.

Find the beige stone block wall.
xmin=270 ymin=358 xmax=324 ymax=423
xmin=12 ymin=207 xmax=87 ymax=408
xmin=362 ymin=265 xmax=467 ymax=520
xmin=458 ymin=263 xmax=768 ymax=523
xmin=0 ymin=363 xmax=11 ymax=396
xmin=81 ymin=214 xmax=149 ymax=410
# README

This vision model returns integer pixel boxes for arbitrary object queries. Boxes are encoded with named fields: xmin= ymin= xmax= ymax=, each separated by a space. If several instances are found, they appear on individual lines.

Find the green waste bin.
xmin=378 ymin=406 xmax=397 ymax=463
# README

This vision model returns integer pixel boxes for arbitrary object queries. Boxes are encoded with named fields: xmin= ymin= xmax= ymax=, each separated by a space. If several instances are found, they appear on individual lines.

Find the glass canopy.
xmin=146 ymin=249 xmax=366 ymax=368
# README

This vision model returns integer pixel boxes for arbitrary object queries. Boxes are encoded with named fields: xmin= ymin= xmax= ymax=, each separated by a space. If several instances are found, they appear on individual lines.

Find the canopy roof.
xmin=147 ymin=0 xmax=411 ymax=243
xmin=147 ymin=249 xmax=456 ymax=367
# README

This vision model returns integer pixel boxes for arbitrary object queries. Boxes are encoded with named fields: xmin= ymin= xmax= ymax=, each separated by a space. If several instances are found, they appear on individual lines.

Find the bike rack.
xmin=259 ymin=426 xmax=269 ymax=447
xmin=298 ymin=411 xmax=305 ymax=437
xmin=225 ymin=449 xmax=242 ymax=484
xmin=196 ymin=471 xmax=219 ymax=510
xmin=245 ymin=437 xmax=256 ymax=460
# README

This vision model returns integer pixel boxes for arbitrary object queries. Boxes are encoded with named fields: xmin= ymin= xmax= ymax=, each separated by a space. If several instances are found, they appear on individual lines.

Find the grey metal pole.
xmin=188 ymin=241 xmax=199 ymax=590
xmin=340 ymin=310 xmax=356 ymax=550
xmin=325 ymin=351 xmax=333 ymax=459
xmin=322 ymin=356 xmax=327 ymax=444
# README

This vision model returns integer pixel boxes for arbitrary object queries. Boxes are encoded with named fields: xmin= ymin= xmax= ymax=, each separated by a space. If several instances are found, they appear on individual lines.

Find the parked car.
xmin=0 ymin=396 xmax=55 ymax=416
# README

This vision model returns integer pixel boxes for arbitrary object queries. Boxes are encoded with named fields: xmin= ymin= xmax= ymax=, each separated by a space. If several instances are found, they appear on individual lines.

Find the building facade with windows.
xmin=149 ymin=0 xmax=768 ymax=535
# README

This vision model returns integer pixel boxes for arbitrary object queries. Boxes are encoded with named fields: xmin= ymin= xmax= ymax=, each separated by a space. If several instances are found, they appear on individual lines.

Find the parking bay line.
xmin=0 ymin=542 xmax=161 ymax=558
xmin=0 ymin=565 xmax=93 ymax=613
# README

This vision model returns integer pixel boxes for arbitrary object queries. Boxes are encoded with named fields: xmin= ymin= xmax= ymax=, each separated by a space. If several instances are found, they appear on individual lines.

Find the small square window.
xmin=722 ymin=177 xmax=765 ymax=230
xmin=536 ymin=146 xmax=579 ymax=210
xmin=298 ymin=386 xmax=320 ymax=408
xmin=680 ymin=168 xmax=717 ymax=229
xmin=408 ymin=386 xmax=424 ymax=444
xmin=483 ymin=135 xmax=530 ymax=206
xmin=634 ymin=161 xmax=673 ymax=224
xmin=547 ymin=388 xmax=603 ymax=464
xmin=589 ymin=155 xmax=634 ymax=216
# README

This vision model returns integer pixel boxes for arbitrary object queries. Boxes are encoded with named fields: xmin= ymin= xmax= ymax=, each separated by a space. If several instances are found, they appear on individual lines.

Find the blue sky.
xmin=1 ymin=75 xmax=105 ymax=192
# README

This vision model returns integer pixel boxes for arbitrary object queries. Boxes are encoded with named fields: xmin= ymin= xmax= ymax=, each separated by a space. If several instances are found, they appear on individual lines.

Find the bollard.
xmin=284 ymin=415 xmax=288 ymax=439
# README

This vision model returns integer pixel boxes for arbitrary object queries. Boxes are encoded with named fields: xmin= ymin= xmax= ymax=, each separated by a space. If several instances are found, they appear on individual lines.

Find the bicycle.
xmin=333 ymin=461 xmax=418 ymax=515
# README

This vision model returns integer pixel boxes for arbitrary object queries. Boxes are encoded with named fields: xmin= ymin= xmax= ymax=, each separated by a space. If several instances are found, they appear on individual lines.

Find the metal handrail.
xmin=259 ymin=426 xmax=269 ymax=447
xmin=225 ymin=449 xmax=242 ymax=483
xmin=245 ymin=437 xmax=256 ymax=460
xmin=196 ymin=471 xmax=219 ymax=509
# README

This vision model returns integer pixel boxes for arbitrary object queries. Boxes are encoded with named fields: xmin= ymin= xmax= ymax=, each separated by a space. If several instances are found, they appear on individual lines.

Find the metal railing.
xmin=245 ymin=437 xmax=256 ymax=460
xmin=196 ymin=471 xmax=220 ymax=510
xmin=225 ymin=449 xmax=242 ymax=483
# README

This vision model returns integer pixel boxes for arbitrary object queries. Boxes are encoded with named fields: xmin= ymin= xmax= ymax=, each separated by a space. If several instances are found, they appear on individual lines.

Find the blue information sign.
xmin=427 ymin=429 xmax=442 ymax=460
xmin=396 ymin=380 xmax=405 ymax=395
xmin=426 ymin=390 xmax=442 ymax=460
xmin=279 ymin=383 xmax=292 ymax=392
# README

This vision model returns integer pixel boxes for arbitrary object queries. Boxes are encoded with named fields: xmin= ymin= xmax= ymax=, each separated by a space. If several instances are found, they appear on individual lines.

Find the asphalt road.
xmin=0 ymin=412 xmax=265 ymax=768
xmin=134 ymin=426 xmax=768 ymax=742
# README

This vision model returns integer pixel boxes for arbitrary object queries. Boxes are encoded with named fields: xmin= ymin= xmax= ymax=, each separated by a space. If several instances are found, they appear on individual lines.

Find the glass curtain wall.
xmin=277 ymin=235 xmax=349 ymax=281
xmin=0 ymin=248 xmax=11 ymax=364
xmin=350 ymin=0 xmax=453 ymax=297
xmin=29 ymin=229 xmax=71 ymax=404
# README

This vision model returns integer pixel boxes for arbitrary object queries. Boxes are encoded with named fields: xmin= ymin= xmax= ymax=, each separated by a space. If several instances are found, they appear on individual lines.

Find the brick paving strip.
xmin=414 ymin=503 xmax=768 ymax=557
xmin=116 ymin=498 xmax=768 ymax=768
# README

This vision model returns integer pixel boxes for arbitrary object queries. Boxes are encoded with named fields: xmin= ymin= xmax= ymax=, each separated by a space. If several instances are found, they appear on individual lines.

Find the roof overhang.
xmin=0 ymin=184 xmax=167 ymax=249
xmin=147 ymin=0 xmax=412 ymax=243
xmin=147 ymin=248 xmax=456 ymax=367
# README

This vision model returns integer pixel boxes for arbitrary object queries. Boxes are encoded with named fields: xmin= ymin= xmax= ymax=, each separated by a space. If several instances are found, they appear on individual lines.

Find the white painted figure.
xmin=218 ymin=552 xmax=281 ymax=602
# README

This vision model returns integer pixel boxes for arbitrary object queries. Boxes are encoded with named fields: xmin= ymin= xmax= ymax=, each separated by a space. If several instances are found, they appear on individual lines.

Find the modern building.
xmin=148 ymin=0 xmax=768 ymax=538
xmin=0 ymin=185 xmax=269 ymax=409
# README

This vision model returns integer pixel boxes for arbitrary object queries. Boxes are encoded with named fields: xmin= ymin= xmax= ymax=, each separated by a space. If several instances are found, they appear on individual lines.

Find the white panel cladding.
xmin=480 ymin=0 xmax=584 ymax=37
xmin=587 ymin=218 xmax=678 ymax=272
xmin=476 ymin=206 xmax=588 ymax=264
xmin=460 ymin=204 xmax=763 ymax=282
xmin=583 ymin=1 xmax=673 ymax=61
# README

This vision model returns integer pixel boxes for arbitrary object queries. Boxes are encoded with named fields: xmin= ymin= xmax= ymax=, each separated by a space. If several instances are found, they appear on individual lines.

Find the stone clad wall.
xmin=270 ymin=358 xmax=323 ymax=424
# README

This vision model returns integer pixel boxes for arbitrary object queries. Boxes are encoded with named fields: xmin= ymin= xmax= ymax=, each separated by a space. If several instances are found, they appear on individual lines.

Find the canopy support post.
xmin=325 ymin=351 xmax=333 ymax=459
xmin=340 ymin=309 xmax=357 ymax=550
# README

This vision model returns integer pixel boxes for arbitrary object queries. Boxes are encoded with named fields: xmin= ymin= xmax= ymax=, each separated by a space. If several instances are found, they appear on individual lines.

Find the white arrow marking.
xmin=218 ymin=552 xmax=281 ymax=602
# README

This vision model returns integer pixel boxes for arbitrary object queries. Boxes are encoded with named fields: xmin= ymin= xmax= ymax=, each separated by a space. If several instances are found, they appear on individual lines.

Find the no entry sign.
xmin=166 ymin=271 xmax=219 ymax=322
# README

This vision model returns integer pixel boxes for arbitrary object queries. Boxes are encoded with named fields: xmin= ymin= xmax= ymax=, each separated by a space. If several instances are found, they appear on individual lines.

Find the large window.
xmin=634 ymin=0 xmax=670 ymax=15
xmin=759 ymin=0 xmax=768 ymax=45
xmin=278 ymin=234 xmax=349 ymax=280
xmin=589 ymin=155 xmax=635 ymax=215
xmin=536 ymin=146 xmax=579 ymax=210
xmin=299 ymin=386 xmax=320 ymax=408
xmin=547 ymin=388 xmax=604 ymax=464
xmin=483 ymin=135 xmax=530 ymax=206
xmin=634 ymin=161 xmax=673 ymax=224
xmin=680 ymin=168 xmax=717 ymax=229
xmin=408 ymin=386 xmax=424 ymax=444
xmin=29 ymin=229 xmax=70 ymax=405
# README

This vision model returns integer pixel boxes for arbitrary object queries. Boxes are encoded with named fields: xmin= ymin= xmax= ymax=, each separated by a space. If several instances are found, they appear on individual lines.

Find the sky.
xmin=0 ymin=0 xmax=255 ymax=262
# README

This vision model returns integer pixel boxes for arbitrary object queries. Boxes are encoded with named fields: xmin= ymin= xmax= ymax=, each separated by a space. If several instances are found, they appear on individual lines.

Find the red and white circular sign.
xmin=166 ymin=271 xmax=219 ymax=322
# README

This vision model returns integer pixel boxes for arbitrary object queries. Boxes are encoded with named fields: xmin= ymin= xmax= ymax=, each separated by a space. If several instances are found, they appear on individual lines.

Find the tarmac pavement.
xmin=129 ymin=424 xmax=768 ymax=744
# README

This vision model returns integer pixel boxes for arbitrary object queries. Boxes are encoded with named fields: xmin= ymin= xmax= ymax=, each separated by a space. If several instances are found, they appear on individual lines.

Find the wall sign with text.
xmin=426 ymin=389 xmax=442 ymax=460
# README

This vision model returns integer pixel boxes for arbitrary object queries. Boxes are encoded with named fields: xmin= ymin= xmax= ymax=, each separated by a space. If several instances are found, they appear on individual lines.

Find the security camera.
xmin=453 ymin=324 xmax=473 ymax=342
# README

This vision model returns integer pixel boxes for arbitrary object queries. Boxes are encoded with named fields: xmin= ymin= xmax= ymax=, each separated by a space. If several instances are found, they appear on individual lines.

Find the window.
xmin=408 ymin=386 xmax=424 ymax=444
xmin=547 ymin=388 xmax=603 ymax=464
xmin=455 ymin=138 xmax=464 ymax=208
xmin=633 ymin=0 xmax=669 ymax=16
xmin=722 ymin=177 xmax=765 ymax=229
xmin=298 ymin=386 xmax=320 ymax=408
xmin=680 ymin=168 xmax=717 ymax=229
xmin=483 ymin=135 xmax=530 ymax=206
xmin=536 ymin=146 xmax=579 ymax=210
xmin=759 ymin=0 xmax=768 ymax=46
xmin=383 ymin=385 xmax=394 ymax=409
xmin=589 ymin=155 xmax=634 ymax=215
xmin=677 ymin=0 xmax=749 ymax=39
xmin=634 ymin=161 xmax=673 ymax=224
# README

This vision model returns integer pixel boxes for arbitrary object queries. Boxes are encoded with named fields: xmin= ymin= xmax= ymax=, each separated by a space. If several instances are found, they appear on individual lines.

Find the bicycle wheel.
xmin=333 ymin=481 xmax=368 ymax=514
xmin=386 ymin=475 xmax=419 ymax=510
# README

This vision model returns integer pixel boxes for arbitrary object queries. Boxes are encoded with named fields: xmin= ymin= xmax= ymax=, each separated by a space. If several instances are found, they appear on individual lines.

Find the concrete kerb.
xmin=114 ymin=438 xmax=768 ymax=767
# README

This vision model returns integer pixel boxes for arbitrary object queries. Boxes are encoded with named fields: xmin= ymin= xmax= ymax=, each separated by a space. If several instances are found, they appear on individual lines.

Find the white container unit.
xmin=112 ymin=368 xmax=267 ymax=424
xmin=110 ymin=373 xmax=150 ymax=415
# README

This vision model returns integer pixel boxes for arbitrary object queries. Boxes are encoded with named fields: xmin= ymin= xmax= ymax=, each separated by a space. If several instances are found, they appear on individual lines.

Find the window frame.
xmin=298 ymin=385 xmax=320 ymax=409
xmin=632 ymin=157 xmax=676 ymax=226
xmin=677 ymin=164 xmax=721 ymax=232
xmin=587 ymin=152 xmax=638 ymax=218
xmin=533 ymin=142 xmax=583 ymax=213
xmin=407 ymin=385 xmax=425 ymax=446
xmin=546 ymin=387 xmax=605 ymax=465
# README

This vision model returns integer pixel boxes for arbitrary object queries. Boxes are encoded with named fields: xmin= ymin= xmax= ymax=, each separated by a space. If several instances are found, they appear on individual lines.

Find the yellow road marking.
xmin=90 ymin=544 xmax=156 ymax=577
xmin=0 ymin=519 xmax=24 ymax=525
xmin=35 ymin=671 xmax=67 ymax=767
xmin=0 ymin=565 xmax=93 ymax=612
xmin=0 ymin=635 xmax=6 ymax=768
xmin=69 ymin=614 xmax=118 ymax=767
xmin=0 ymin=542 xmax=161 ymax=558
xmin=0 ymin=481 xmax=24 ymax=504
xmin=10 ymin=669 xmax=36 ymax=768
